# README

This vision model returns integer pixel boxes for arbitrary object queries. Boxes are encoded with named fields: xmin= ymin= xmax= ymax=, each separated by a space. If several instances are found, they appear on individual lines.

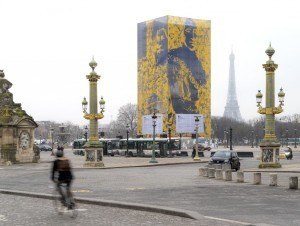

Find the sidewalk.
xmin=38 ymin=149 xmax=209 ymax=169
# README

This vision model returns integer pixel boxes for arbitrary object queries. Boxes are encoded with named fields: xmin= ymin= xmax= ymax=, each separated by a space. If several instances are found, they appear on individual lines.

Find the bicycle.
xmin=53 ymin=182 xmax=78 ymax=218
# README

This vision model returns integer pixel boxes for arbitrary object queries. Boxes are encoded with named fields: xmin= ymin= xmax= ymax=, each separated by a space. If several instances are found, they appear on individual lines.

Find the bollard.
xmin=237 ymin=171 xmax=244 ymax=183
xmin=203 ymin=167 xmax=208 ymax=177
xmin=253 ymin=172 xmax=261 ymax=185
xmin=269 ymin=173 xmax=277 ymax=186
xmin=289 ymin=177 xmax=298 ymax=189
xmin=199 ymin=168 xmax=204 ymax=176
xmin=215 ymin=169 xmax=223 ymax=180
xmin=208 ymin=168 xmax=215 ymax=178
xmin=224 ymin=169 xmax=232 ymax=181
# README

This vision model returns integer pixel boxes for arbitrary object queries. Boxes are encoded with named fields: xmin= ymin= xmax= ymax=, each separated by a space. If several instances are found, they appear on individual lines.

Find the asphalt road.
xmin=1 ymin=149 xmax=300 ymax=225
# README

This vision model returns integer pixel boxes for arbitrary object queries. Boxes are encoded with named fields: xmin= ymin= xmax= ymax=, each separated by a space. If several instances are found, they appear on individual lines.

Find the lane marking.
xmin=76 ymin=209 xmax=88 ymax=212
xmin=0 ymin=215 xmax=8 ymax=221
xmin=127 ymin=188 xmax=145 ymax=191
xmin=72 ymin=190 xmax=92 ymax=193
xmin=204 ymin=216 xmax=251 ymax=225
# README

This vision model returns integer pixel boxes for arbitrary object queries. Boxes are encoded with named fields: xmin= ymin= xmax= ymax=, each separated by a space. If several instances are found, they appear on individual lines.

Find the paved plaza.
xmin=1 ymin=147 xmax=300 ymax=226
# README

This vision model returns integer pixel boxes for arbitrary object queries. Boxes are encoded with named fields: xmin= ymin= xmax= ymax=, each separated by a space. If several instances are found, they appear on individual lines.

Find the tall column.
xmin=82 ymin=58 xmax=105 ymax=167
xmin=257 ymin=44 xmax=285 ymax=168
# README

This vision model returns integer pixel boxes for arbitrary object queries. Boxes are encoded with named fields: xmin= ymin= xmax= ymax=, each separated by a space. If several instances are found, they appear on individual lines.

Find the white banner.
xmin=142 ymin=114 xmax=163 ymax=135
xmin=176 ymin=114 xmax=204 ymax=133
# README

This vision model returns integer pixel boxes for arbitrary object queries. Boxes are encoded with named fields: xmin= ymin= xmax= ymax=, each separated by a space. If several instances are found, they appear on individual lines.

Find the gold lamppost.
xmin=194 ymin=116 xmax=201 ymax=161
xmin=82 ymin=58 xmax=105 ymax=167
xmin=256 ymin=44 xmax=285 ymax=168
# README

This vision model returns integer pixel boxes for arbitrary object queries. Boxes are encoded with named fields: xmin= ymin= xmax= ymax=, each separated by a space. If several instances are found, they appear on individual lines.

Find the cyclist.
xmin=51 ymin=147 xmax=74 ymax=210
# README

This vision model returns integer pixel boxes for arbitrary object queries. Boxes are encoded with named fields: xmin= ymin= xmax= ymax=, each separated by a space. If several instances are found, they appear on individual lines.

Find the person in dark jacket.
xmin=51 ymin=147 xmax=74 ymax=208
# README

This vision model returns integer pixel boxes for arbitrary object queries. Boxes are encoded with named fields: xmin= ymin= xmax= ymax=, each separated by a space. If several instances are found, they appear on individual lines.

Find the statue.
xmin=0 ymin=69 xmax=38 ymax=164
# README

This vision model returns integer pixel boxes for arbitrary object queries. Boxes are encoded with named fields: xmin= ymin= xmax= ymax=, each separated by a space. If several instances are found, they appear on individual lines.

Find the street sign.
xmin=176 ymin=114 xmax=204 ymax=133
xmin=142 ymin=114 xmax=163 ymax=135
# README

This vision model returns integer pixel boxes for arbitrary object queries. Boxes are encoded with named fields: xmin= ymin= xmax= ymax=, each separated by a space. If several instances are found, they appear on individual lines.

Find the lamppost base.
xmin=83 ymin=147 xmax=104 ymax=167
xmin=84 ymin=162 xmax=104 ymax=167
xmin=149 ymin=158 xmax=158 ymax=163
xmin=259 ymin=162 xmax=281 ymax=169
xmin=259 ymin=143 xmax=281 ymax=168
xmin=193 ymin=157 xmax=201 ymax=161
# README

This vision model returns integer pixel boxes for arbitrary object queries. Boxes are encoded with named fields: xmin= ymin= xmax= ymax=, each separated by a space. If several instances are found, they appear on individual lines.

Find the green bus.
xmin=118 ymin=137 xmax=183 ymax=157
xmin=72 ymin=138 xmax=120 ymax=156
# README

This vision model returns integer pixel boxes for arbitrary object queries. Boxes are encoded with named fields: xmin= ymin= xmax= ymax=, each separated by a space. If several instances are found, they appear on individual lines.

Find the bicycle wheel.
xmin=53 ymin=187 xmax=64 ymax=214
xmin=68 ymin=196 xmax=78 ymax=218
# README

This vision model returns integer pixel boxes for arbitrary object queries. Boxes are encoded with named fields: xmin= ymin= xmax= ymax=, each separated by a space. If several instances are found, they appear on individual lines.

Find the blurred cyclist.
xmin=51 ymin=146 xmax=74 ymax=209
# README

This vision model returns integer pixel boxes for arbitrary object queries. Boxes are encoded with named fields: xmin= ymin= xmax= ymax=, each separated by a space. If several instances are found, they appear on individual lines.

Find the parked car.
xmin=192 ymin=143 xmax=211 ymax=151
xmin=208 ymin=150 xmax=240 ymax=171
xmin=37 ymin=144 xmax=52 ymax=152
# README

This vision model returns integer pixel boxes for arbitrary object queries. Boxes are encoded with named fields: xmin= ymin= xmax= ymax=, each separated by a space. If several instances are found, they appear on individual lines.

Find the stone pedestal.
xmin=259 ymin=143 xmax=281 ymax=168
xmin=84 ymin=148 xmax=104 ymax=167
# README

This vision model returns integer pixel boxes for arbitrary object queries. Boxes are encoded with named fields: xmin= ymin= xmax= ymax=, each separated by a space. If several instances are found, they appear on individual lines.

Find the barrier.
xmin=198 ymin=168 xmax=204 ymax=176
xmin=215 ymin=169 xmax=223 ymax=180
xmin=224 ymin=170 xmax=232 ymax=181
xmin=237 ymin=171 xmax=244 ymax=183
xmin=289 ymin=177 xmax=298 ymax=189
xmin=203 ymin=167 xmax=208 ymax=177
xmin=208 ymin=168 xmax=215 ymax=178
xmin=253 ymin=172 xmax=261 ymax=185
xmin=269 ymin=173 xmax=277 ymax=186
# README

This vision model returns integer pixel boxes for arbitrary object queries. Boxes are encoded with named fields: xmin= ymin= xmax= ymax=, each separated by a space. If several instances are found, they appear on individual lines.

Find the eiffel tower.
xmin=223 ymin=50 xmax=242 ymax=121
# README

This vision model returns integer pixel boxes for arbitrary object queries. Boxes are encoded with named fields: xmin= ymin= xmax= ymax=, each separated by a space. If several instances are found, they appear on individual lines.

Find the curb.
xmin=38 ymin=160 xmax=208 ymax=170
xmin=0 ymin=189 xmax=204 ymax=221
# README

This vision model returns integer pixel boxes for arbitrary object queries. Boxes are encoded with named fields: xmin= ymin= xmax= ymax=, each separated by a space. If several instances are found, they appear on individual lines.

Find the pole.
xmin=168 ymin=127 xmax=172 ymax=157
xmin=286 ymin=129 xmax=289 ymax=147
xmin=226 ymin=131 xmax=229 ymax=148
xmin=149 ymin=114 xmax=158 ymax=163
xmin=51 ymin=128 xmax=54 ymax=156
xmin=229 ymin=127 xmax=233 ymax=150
xmin=126 ymin=129 xmax=129 ymax=157
xmin=294 ymin=129 xmax=297 ymax=148
xmin=194 ymin=116 xmax=200 ymax=160
xmin=251 ymin=130 xmax=254 ymax=148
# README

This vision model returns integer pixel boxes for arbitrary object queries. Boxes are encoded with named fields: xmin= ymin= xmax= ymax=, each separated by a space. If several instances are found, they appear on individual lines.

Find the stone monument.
xmin=0 ymin=70 xmax=38 ymax=164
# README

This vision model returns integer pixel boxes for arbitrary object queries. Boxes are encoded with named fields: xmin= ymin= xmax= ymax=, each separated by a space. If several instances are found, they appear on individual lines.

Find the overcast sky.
xmin=0 ymin=0 xmax=299 ymax=126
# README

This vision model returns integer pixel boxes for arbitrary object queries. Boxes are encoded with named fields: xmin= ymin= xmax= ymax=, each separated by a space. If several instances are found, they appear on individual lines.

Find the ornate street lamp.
xmin=126 ymin=123 xmax=129 ymax=157
xmin=256 ymin=44 xmax=285 ymax=168
xmin=194 ymin=116 xmax=200 ymax=161
xmin=81 ymin=57 xmax=105 ymax=167
xmin=294 ymin=129 xmax=297 ymax=148
xmin=149 ymin=111 xmax=158 ymax=163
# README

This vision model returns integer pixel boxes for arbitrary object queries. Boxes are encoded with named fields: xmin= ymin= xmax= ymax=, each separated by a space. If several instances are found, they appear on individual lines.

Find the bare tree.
xmin=116 ymin=103 xmax=137 ymax=137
